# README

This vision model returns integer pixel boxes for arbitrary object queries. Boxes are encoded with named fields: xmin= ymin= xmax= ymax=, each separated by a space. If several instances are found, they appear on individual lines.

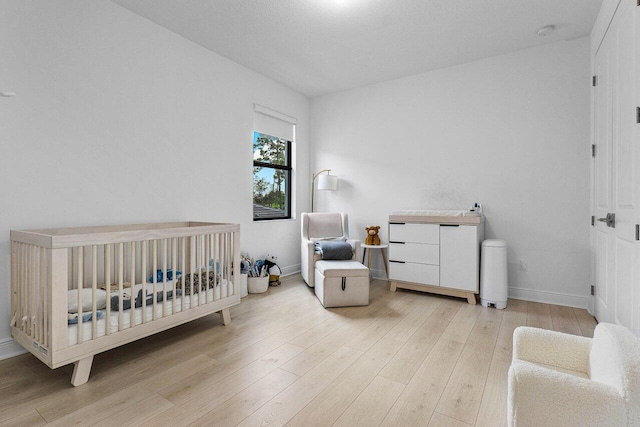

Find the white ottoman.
xmin=314 ymin=260 xmax=370 ymax=308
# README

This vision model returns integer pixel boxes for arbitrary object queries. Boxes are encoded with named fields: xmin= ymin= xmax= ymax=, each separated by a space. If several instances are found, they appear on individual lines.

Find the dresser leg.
xmin=390 ymin=282 xmax=397 ymax=292
xmin=466 ymin=293 xmax=477 ymax=305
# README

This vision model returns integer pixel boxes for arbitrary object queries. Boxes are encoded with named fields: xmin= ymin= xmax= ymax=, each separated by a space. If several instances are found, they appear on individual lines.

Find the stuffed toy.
xmin=264 ymin=254 xmax=282 ymax=286
xmin=365 ymin=226 xmax=381 ymax=245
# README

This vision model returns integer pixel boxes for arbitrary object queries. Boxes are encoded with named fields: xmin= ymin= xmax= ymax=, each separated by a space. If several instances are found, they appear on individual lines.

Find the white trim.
xmin=0 ymin=338 xmax=27 ymax=361
xmin=508 ymin=287 xmax=590 ymax=309
xmin=281 ymin=263 xmax=301 ymax=277
xmin=254 ymin=103 xmax=297 ymax=125
xmin=370 ymin=269 xmax=388 ymax=281
xmin=271 ymin=266 xmax=590 ymax=309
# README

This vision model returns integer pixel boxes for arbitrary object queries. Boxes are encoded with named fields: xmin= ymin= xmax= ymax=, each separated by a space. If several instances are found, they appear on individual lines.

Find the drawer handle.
xmin=440 ymin=224 xmax=460 ymax=227
xmin=389 ymin=222 xmax=406 ymax=225
xmin=389 ymin=260 xmax=406 ymax=264
xmin=389 ymin=241 xmax=405 ymax=244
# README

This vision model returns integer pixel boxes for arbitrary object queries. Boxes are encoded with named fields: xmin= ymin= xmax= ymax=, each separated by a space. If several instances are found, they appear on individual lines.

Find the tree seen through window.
xmin=253 ymin=132 xmax=291 ymax=220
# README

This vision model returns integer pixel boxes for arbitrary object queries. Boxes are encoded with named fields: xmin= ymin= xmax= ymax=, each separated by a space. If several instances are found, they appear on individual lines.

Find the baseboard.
xmin=508 ymin=287 xmax=589 ymax=309
xmin=370 ymin=269 xmax=388 ymax=281
xmin=0 ymin=338 xmax=27 ymax=361
xmin=281 ymin=263 xmax=300 ymax=277
xmin=299 ymin=264 xmax=587 ymax=309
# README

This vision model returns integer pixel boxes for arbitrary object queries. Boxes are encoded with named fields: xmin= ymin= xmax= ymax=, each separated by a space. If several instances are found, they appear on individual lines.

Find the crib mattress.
xmin=67 ymin=280 xmax=229 ymax=346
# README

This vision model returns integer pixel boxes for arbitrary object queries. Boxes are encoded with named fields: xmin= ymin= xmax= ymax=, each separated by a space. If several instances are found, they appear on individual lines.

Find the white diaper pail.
xmin=480 ymin=239 xmax=508 ymax=309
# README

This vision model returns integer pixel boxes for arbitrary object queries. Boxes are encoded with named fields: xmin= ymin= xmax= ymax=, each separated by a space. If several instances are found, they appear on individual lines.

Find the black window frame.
xmin=252 ymin=132 xmax=292 ymax=221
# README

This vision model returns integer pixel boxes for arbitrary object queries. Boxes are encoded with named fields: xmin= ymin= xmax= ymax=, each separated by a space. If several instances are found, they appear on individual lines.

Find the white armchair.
xmin=508 ymin=323 xmax=640 ymax=427
xmin=301 ymin=212 xmax=359 ymax=287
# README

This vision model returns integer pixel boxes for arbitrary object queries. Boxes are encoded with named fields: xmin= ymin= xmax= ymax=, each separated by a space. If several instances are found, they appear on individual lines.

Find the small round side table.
xmin=361 ymin=243 xmax=389 ymax=279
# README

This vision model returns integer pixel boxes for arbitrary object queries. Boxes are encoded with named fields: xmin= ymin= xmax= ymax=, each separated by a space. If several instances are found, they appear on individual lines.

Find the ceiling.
xmin=110 ymin=0 xmax=603 ymax=98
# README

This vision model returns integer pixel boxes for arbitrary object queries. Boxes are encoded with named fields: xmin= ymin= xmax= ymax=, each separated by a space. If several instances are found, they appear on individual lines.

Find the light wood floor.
xmin=0 ymin=275 xmax=596 ymax=427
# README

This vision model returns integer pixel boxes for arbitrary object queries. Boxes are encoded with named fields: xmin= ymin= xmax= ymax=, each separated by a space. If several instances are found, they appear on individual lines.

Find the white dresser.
xmin=388 ymin=211 xmax=484 ymax=304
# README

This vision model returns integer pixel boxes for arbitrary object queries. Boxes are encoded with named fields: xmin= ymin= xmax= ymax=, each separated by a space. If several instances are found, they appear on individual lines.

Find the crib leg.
xmin=220 ymin=308 xmax=231 ymax=326
xmin=71 ymin=355 xmax=94 ymax=387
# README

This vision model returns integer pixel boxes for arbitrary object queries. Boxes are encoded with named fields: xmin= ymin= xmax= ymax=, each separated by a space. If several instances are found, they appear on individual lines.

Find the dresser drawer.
xmin=389 ymin=223 xmax=439 ymax=244
xmin=389 ymin=242 xmax=439 ymax=265
xmin=389 ymin=261 xmax=439 ymax=286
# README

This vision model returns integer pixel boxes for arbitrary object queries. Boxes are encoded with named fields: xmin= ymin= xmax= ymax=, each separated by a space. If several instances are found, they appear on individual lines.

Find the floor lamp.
xmin=311 ymin=169 xmax=338 ymax=212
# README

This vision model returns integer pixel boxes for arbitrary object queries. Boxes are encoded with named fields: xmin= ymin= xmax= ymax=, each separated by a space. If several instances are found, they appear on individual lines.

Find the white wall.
xmin=0 ymin=0 xmax=309 ymax=351
xmin=311 ymin=38 xmax=591 ymax=308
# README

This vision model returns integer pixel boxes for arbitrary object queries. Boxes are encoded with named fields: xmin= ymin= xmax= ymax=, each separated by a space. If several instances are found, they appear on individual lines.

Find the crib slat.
xmin=105 ymin=244 xmax=111 ymax=336
xmin=213 ymin=235 xmax=219 ymax=301
xmin=31 ymin=246 xmax=43 ymax=344
xmin=17 ymin=243 xmax=22 ymax=334
xmin=172 ymin=238 xmax=177 ymax=314
xmin=43 ymin=246 xmax=50 ymax=348
xmin=38 ymin=246 xmax=42 ymax=342
xmin=10 ymin=242 xmax=15 ymax=328
xmin=118 ymin=242 xmax=124 ymax=331
xmin=10 ymin=242 xmax=17 ymax=332
xmin=190 ymin=236 xmax=196 ymax=308
xmin=220 ymin=234 xmax=227 ymax=299
xmin=180 ymin=237 xmax=186 ymax=313
xmin=22 ymin=243 xmax=27 ymax=336
xmin=141 ymin=241 xmax=147 ymax=324
xmin=213 ymin=234 xmax=217 ymax=301
xmin=228 ymin=232 xmax=233 ymax=296
xmin=23 ymin=243 xmax=28 ymax=335
xmin=30 ymin=244 xmax=36 ymax=339
xmin=205 ymin=234 xmax=211 ymax=304
xmin=163 ymin=239 xmax=168 ymax=315
xmin=92 ymin=246 xmax=98 ymax=340
xmin=24 ymin=244 xmax=28 ymax=335
xmin=227 ymin=232 xmax=232 ymax=297
xmin=29 ymin=245 xmax=35 ymax=339
xmin=35 ymin=247 xmax=39 ymax=344
xmin=77 ymin=246 xmax=84 ymax=345
xmin=28 ymin=244 xmax=34 ymax=335
xmin=130 ymin=241 xmax=136 ymax=328
xmin=28 ymin=245 xmax=32 ymax=338
xmin=152 ymin=240 xmax=158 ymax=321
xmin=233 ymin=231 xmax=240 ymax=297
xmin=197 ymin=235 xmax=202 ymax=307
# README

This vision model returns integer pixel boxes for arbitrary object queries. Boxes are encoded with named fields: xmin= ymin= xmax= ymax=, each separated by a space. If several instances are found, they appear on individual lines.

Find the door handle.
xmin=597 ymin=213 xmax=616 ymax=228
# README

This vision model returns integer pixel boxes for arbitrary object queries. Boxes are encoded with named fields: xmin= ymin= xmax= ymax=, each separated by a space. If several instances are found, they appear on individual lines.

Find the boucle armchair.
xmin=508 ymin=323 xmax=640 ymax=427
xmin=301 ymin=212 xmax=359 ymax=287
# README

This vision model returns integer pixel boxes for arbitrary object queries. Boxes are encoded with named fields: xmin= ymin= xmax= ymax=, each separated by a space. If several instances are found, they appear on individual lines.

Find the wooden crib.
xmin=10 ymin=221 xmax=240 ymax=386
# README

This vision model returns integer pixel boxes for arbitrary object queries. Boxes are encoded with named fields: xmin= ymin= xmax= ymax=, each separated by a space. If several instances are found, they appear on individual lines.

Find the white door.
xmin=593 ymin=0 xmax=640 ymax=329
xmin=593 ymin=22 xmax=614 ymax=323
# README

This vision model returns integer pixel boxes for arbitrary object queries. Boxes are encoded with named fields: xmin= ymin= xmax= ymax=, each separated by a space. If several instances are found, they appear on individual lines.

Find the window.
xmin=253 ymin=132 xmax=292 ymax=220
xmin=253 ymin=104 xmax=296 ymax=221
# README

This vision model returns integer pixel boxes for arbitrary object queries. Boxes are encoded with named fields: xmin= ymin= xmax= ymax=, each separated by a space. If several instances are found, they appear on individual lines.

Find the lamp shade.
xmin=317 ymin=174 xmax=338 ymax=190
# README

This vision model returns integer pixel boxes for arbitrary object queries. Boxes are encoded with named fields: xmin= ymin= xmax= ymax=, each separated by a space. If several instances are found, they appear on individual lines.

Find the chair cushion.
xmin=315 ymin=260 xmax=369 ymax=278
xmin=306 ymin=213 xmax=345 ymax=239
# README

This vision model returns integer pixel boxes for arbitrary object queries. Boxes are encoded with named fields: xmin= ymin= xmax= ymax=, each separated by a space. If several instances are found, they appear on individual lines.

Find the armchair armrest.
xmin=301 ymin=239 xmax=315 ymax=286
xmin=508 ymin=362 xmax=626 ymax=427
xmin=347 ymin=239 xmax=360 ymax=261
xmin=513 ymin=326 xmax=591 ymax=374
